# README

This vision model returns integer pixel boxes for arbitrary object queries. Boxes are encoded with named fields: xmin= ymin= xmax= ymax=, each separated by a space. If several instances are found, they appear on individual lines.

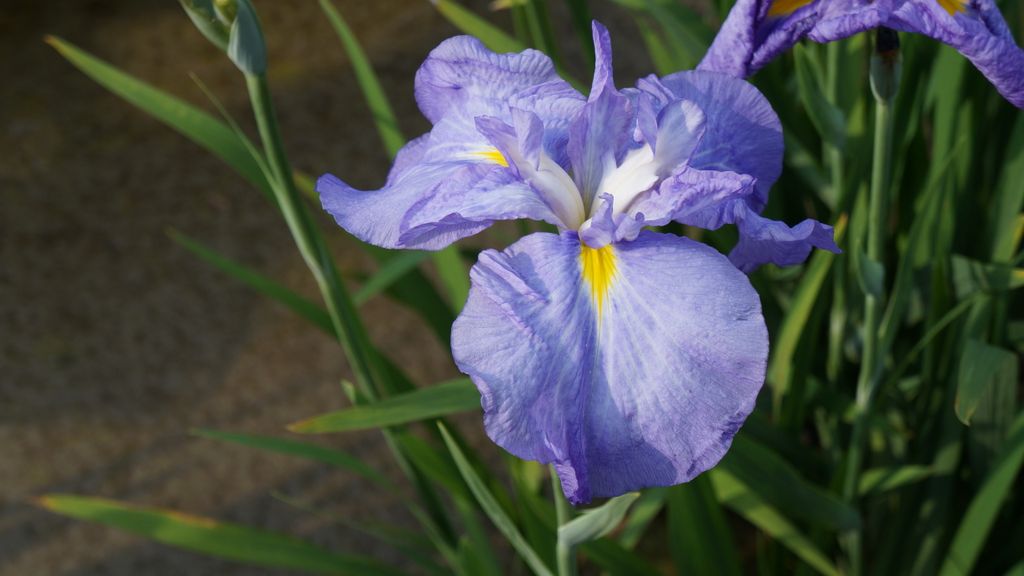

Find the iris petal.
xmin=644 ymin=70 xmax=783 ymax=210
xmin=414 ymin=36 xmax=561 ymax=124
xmin=319 ymin=36 xmax=585 ymax=251
xmin=452 ymin=230 xmax=768 ymax=504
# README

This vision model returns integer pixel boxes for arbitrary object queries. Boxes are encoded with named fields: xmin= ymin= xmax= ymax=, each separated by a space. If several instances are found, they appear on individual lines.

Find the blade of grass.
xmin=668 ymin=476 xmax=742 ymax=576
xmin=938 ymin=412 xmax=1024 ymax=576
xmin=768 ymin=214 xmax=848 ymax=408
xmin=45 ymin=36 xmax=271 ymax=198
xmin=353 ymin=250 xmax=430 ymax=305
xmin=709 ymin=471 xmax=840 ymax=576
xmin=432 ymin=0 xmax=525 ymax=53
xmin=36 ymin=495 xmax=402 ymax=575
xmin=438 ymin=423 xmax=555 ymax=576
xmin=168 ymin=229 xmax=335 ymax=334
xmin=721 ymin=435 xmax=860 ymax=532
xmin=190 ymin=429 xmax=388 ymax=485
xmin=289 ymin=378 xmax=478 ymax=433
xmin=318 ymin=0 xmax=404 ymax=156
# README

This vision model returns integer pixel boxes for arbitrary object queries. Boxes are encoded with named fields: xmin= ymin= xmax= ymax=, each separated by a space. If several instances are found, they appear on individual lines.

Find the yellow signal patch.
xmin=581 ymin=243 xmax=617 ymax=315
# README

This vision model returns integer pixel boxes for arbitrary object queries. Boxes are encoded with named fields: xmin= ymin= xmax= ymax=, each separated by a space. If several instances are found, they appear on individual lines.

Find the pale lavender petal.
xmin=414 ymin=35 xmax=561 ymax=123
xmin=698 ymin=0 xmax=820 ymax=78
xmin=887 ymin=0 xmax=1024 ymax=108
xmin=643 ymin=70 xmax=783 ymax=210
xmin=728 ymin=204 xmax=840 ymax=272
xmin=667 ymin=168 xmax=757 ymax=230
xmin=509 ymin=81 xmax=586 ymax=167
xmin=452 ymin=231 xmax=768 ymax=504
xmin=568 ymin=22 xmax=632 ymax=208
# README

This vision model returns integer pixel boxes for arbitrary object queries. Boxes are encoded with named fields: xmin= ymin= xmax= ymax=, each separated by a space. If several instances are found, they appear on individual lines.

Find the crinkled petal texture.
xmin=885 ymin=0 xmax=1024 ymax=108
xmin=319 ymin=36 xmax=585 ymax=250
xmin=452 ymin=231 xmax=768 ymax=504
xmin=700 ymin=0 xmax=1024 ymax=108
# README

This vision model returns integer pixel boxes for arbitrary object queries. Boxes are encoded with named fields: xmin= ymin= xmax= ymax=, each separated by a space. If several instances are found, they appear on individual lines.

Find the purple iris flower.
xmin=318 ymin=22 xmax=838 ymax=504
xmin=700 ymin=0 xmax=1024 ymax=108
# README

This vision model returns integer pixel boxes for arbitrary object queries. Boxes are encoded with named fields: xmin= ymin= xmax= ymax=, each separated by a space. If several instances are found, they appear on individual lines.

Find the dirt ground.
xmin=0 ymin=1 xmax=646 ymax=574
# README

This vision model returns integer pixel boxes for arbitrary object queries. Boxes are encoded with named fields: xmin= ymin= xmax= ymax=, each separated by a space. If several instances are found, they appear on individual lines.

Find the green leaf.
xmin=720 ymin=435 xmax=860 ymax=531
xmin=179 ymin=0 xmax=229 ymax=51
xmin=617 ymin=488 xmax=666 ymax=550
xmin=168 ymin=229 xmax=334 ymax=334
xmin=392 ymin=432 xmax=471 ymax=502
xmin=709 ymin=470 xmax=840 ymax=576
xmin=939 ymin=412 xmax=1024 ymax=576
xmin=857 ymin=251 xmax=885 ymax=298
xmin=794 ymin=44 xmax=847 ymax=150
xmin=858 ymin=465 xmax=938 ymax=496
xmin=45 ymin=36 xmax=270 ymax=196
xmin=951 ymin=255 xmax=1024 ymax=297
xmin=191 ymin=429 xmax=387 ymax=485
xmin=227 ymin=0 xmax=267 ymax=74
xmin=768 ymin=215 xmax=847 ymax=408
xmin=353 ymin=251 xmax=431 ymax=305
xmin=317 ymin=0 xmax=405 ymax=157
xmin=558 ymin=493 xmax=639 ymax=548
xmin=438 ymin=423 xmax=554 ymax=576
xmin=432 ymin=0 xmax=525 ymax=53
xmin=668 ymin=477 xmax=742 ymax=576
xmin=290 ymin=379 xmax=480 ymax=433
xmin=988 ymin=111 xmax=1024 ymax=263
xmin=37 ymin=494 xmax=401 ymax=575
xmin=431 ymin=245 xmax=471 ymax=311
xmin=956 ymin=339 xmax=1018 ymax=426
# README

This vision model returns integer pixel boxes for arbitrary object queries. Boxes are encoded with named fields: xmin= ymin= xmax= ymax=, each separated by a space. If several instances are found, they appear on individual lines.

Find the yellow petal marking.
xmin=767 ymin=0 xmax=815 ymax=18
xmin=936 ymin=0 xmax=968 ymax=15
xmin=581 ymin=244 xmax=617 ymax=316
xmin=473 ymin=147 xmax=509 ymax=167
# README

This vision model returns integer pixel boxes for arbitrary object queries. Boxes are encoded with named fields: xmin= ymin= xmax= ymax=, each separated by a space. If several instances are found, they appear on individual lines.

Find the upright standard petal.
xmin=568 ymin=22 xmax=633 ymax=210
xmin=452 ymin=231 xmax=768 ymax=504
xmin=319 ymin=37 xmax=585 ymax=251
xmin=414 ymin=35 xmax=561 ymax=123
xmin=642 ymin=70 xmax=783 ymax=210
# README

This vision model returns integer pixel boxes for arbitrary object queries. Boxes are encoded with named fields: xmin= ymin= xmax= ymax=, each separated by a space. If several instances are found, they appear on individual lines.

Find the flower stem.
xmin=551 ymin=467 xmax=577 ymax=576
xmin=245 ymin=73 xmax=380 ymax=399
xmin=244 ymin=72 xmax=457 ymax=545
xmin=841 ymin=27 xmax=900 ymax=575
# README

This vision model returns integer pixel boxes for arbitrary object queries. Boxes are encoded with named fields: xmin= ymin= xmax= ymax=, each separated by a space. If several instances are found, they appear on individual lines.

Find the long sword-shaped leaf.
xmin=36 ymin=495 xmax=402 ymax=575
xmin=318 ymin=0 xmax=404 ymax=157
xmin=558 ymin=493 xmax=639 ymax=548
xmin=720 ymin=435 xmax=861 ymax=531
xmin=290 ymin=379 xmax=479 ymax=433
xmin=191 ymin=429 xmax=388 ymax=485
xmin=317 ymin=0 xmax=469 ymax=311
xmin=768 ymin=214 xmax=848 ymax=404
xmin=432 ymin=0 xmax=526 ymax=53
xmin=438 ymin=423 xmax=554 ymax=576
xmin=939 ymin=412 xmax=1024 ymax=576
xmin=709 ymin=470 xmax=840 ymax=576
xmin=169 ymin=229 xmax=335 ymax=333
xmin=668 ymin=476 xmax=742 ymax=576
xmin=45 ymin=36 xmax=271 ymax=198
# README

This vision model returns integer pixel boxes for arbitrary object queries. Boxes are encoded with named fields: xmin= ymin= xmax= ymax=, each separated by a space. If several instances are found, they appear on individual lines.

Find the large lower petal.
xmin=452 ymin=231 xmax=768 ymax=504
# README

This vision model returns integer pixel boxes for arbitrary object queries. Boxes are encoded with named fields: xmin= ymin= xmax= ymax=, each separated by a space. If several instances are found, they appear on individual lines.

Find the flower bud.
xmin=179 ymin=0 xmax=229 ymax=52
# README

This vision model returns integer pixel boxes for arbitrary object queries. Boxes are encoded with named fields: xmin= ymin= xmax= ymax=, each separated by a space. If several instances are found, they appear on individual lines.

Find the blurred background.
xmin=4 ymin=0 xmax=1023 ymax=574
xmin=0 ymin=0 xmax=578 ymax=573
